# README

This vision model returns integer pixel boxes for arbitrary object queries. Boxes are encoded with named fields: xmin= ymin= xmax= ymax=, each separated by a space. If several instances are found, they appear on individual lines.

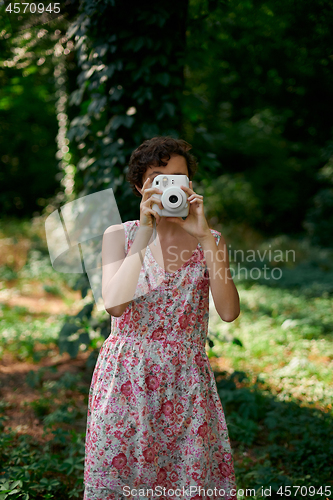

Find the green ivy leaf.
xmin=156 ymin=73 xmax=171 ymax=86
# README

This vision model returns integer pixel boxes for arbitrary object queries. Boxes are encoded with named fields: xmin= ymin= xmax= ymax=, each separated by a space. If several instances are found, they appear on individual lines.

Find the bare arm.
xmin=102 ymin=223 xmax=154 ymax=317
xmin=103 ymin=177 xmax=164 ymax=317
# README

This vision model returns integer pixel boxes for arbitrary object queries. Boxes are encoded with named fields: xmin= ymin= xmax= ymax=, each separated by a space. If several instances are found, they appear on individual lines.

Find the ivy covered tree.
xmin=65 ymin=0 xmax=189 ymax=220
xmin=57 ymin=0 xmax=190 ymax=363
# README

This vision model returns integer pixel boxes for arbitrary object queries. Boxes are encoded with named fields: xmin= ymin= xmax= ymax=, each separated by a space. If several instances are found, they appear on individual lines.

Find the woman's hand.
xmin=165 ymin=181 xmax=211 ymax=240
xmin=139 ymin=177 xmax=164 ymax=229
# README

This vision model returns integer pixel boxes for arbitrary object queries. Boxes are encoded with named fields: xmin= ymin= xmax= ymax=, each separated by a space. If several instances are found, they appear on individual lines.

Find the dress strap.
xmin=198 ymin=229 xmax=222 ymax=272
xmin=210 ymin=228 xmax=221 ymax=246
xmin=121 ymin=220 xmax=140 ymax=255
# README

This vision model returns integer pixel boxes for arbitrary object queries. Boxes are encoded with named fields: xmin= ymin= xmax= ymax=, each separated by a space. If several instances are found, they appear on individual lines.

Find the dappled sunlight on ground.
xmin=0 ymin=350 xmax=90 ymax=441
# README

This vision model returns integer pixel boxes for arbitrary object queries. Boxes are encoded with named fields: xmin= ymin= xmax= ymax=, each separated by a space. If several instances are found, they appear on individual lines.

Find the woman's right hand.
xmin=139 ymin=177 xmax=164 ymax=229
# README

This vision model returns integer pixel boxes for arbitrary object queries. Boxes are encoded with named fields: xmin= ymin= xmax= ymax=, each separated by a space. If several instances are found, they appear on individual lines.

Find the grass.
xmin=206 ymin=234 xmax=333 ymax=499
xmin=208 ymin=284 xmax=333 ymax=407
xmin=0 ymin=215 xmax=332 ymax=499
xmin=207 ymin=282 xmax=333 ymax=498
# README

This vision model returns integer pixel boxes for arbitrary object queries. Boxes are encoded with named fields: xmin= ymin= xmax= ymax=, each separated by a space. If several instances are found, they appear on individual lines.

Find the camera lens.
xmin=169 ymin=195 xmax=178 ymax=204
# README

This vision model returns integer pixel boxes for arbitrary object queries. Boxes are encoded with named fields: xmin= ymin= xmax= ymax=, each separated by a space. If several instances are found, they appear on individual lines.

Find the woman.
xmin=83 ymin=136 xmax=240 ymax=500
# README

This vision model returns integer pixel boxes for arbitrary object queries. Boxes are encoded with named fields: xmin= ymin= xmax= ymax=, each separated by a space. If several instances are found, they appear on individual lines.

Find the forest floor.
xmin=0 ymin=216 xmax=333 ymax=500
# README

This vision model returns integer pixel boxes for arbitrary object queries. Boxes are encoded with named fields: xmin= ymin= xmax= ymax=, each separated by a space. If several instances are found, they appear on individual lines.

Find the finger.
xmin=188 ymin=194 xmax=203 ymax=200
xmin=144 ymin=178 xmax=153 ymax=189
xmin=146 ymin=208 xmax=160 ymax=224
xmin=188 ymin=195 xmax=203 ymax=204
xmin=148 ymin=197 xmax=163 ymax=209
xmin=143 ymin=186 xmax=160 ymax=201
xmin=140 ymin=179 xmax=148 ymax=199
xmin=147 ymin=194 xmax=162 ymax=204
xmin=144 ymin=187 xmax=163 ymax=195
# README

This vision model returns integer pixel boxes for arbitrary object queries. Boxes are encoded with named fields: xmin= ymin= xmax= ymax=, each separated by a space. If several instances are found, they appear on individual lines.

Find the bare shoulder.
xmin=103 ymin=223 xmax=124 ymax=235
xmin=103 ymin=224 xmax=125 ymax=254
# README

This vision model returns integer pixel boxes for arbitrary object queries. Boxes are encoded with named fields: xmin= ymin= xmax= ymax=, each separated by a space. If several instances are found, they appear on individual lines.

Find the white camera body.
xmin=151 ymin=174 xmax=189 ymax=218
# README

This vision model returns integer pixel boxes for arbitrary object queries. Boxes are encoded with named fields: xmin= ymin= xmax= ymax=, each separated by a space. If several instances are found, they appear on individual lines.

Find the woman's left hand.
xmin=165 ymin=181 xmax=211 ymax=240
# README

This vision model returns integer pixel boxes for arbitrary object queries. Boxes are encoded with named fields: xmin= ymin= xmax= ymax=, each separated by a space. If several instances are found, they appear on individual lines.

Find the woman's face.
xmin=135 ymin=154 xmax=189 ymax=196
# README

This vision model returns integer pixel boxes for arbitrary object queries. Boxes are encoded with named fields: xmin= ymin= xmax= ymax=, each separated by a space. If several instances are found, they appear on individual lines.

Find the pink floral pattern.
xmin=83 ymin=220 xmax=236 ymax=500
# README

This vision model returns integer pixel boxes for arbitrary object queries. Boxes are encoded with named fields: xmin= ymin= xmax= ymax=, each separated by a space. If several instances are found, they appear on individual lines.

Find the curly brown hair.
xmin=126 ymin=136 xmax=198 ymax=198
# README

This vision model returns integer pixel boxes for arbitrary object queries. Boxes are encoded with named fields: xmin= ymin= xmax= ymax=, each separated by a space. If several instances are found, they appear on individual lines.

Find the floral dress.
xmin=83 ymin=220 xmax=236 ymax=500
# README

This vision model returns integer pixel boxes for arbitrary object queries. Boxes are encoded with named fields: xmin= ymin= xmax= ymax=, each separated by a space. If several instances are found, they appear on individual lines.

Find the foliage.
xmin=208 ymin=282 xmax=333 ymax=407
xmin=1 ymin=218 xmax=333 ymax=497
xmin=0 ymin=424 xmax=85 ymax=499
xmin=65 ymin=0 xmax=189 ymax=221
xmin=0 ymin=216 xmax=108 ymax=365
xmin=61 ymin=0 xmax=333 ymax=237
xmin=0 ymin=20 xmax=62 ymax=216
xmin=226 ymin=238 xmax=333 ymax=298
xmin=183 ymin=0 xmax=333 ymax=237
xmin=57 ymin=301 xmax=110 ymax=362
xmin=304 ymin=160 xmax=333 ymax=248
xmin=2 ymin=0 xmax=333 ymax=244
xmin=0 ymin=369 xmax=87 ymax=500
xmin=0 ymin=0 xmax=80 ymax=217
xmin=197 ymin=172 xmax=261 ymax=226
xmin=216 ymin=371 xmax=333 ymax=498
xmin=53 ymin=0 xmax=190 ymax=348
